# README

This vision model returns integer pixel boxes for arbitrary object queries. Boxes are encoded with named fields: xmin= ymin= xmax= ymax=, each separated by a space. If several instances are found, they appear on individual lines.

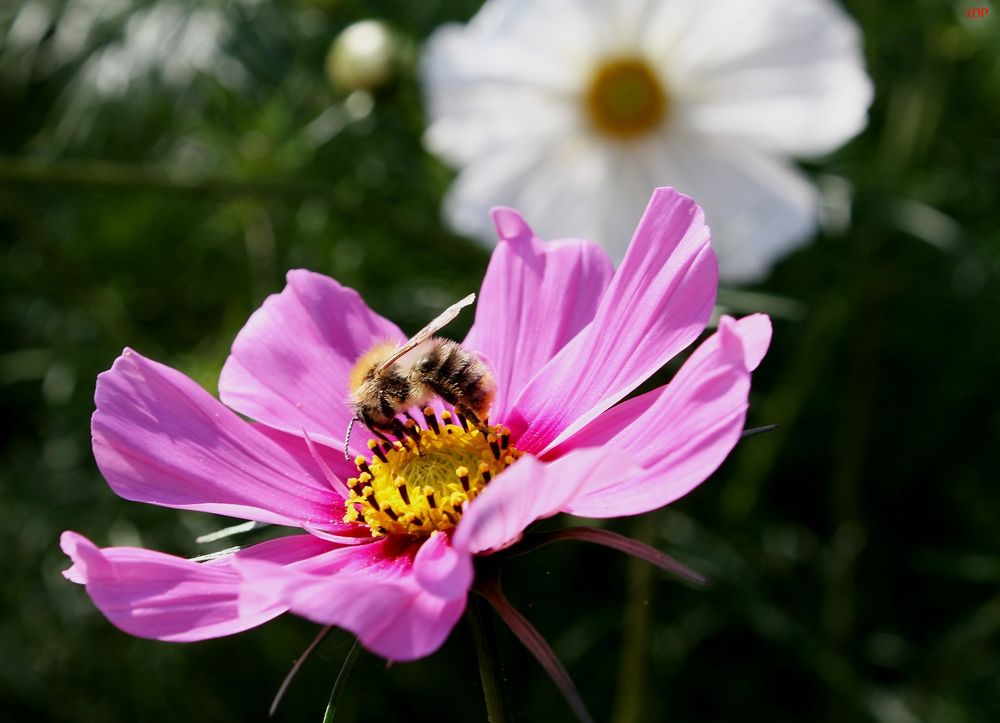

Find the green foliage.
xmin=1 ymin=1 xmax=998 ymax=721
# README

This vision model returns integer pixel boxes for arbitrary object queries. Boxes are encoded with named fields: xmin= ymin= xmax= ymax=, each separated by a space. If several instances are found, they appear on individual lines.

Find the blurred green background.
xmin=2 ymin=0 xmax=999 ymax=721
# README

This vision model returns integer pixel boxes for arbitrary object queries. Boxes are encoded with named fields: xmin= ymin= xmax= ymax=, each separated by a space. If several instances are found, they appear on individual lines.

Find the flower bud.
xmin=325 ymin=20 xmax=398 ymax=92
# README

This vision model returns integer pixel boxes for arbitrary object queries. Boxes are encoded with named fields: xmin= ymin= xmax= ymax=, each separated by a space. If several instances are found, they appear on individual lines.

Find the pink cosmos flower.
xmin=62 ymin=187 xmax=771 ymax=670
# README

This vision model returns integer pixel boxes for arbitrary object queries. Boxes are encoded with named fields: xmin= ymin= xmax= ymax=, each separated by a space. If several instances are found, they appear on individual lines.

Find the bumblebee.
xmin=346 ymin=294 xmax=495 ymax=453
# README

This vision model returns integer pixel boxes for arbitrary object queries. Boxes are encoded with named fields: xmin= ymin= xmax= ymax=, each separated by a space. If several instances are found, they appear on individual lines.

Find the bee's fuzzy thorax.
xmin=348 ymin=340 xmax=399 ymax=394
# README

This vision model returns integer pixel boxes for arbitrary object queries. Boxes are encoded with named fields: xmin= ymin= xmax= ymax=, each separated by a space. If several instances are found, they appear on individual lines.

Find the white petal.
xmin=421 ymin=0 xmax=597 ymax=104
xmin=643 ymin=133 xmax=818 ymax=283
xmin=447 ymin=0 xmax=633 ymax=64
xmin=649 ymin=0 xmax=872 ymax=156
xmin=423 ymin=77 xmax=577 ymax=167
xmin=442 ymin=137 xmax=655 ymax=264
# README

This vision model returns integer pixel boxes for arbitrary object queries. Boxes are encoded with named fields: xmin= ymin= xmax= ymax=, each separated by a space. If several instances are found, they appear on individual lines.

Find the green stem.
xmin=466 ymin=593 xmax=510 ymax=723
xmin=611 ymin=515 xmax=654 ymax=723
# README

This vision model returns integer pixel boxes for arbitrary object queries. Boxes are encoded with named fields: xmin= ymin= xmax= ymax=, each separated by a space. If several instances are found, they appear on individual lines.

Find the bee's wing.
xmin=374 ymin=293 xmax=476 ymax=373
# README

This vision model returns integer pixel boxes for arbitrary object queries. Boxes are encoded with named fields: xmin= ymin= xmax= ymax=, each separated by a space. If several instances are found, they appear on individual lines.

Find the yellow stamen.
xmin=345 ymin=414 xmax=523 ymax=538
xmin=585 ymin=57 xmax=669 ymax=140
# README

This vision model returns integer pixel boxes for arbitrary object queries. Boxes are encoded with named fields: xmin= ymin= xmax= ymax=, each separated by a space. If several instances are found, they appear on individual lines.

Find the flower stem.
xmin=466 ymin=592 xmax=510 ymax=723
xmin=477 ymin=571 xmax=595 ymax=723
xmin=611 ymin=516 xmax=654 ymax=723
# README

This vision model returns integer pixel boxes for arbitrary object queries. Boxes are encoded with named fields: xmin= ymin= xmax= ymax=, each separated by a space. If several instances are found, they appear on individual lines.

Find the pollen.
xmin=584 ymin=57 xmax=669 ymax=140
xmin=343 ymin=406 xmax=523 ymax=538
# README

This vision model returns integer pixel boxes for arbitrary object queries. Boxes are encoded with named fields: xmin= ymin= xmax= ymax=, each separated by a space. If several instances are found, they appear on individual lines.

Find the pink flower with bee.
xmin=62 ymin=188 xmax=770 ymax=702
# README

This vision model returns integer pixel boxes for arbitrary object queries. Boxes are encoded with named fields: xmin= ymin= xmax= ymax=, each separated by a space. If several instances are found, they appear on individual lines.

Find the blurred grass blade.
xmin=189 ymin=546 xmax=241 ymax=562
xmin=715 ymin=288 xmax=807 ymax=321
xmin=270 ymin=625 xmax=332 ymax=717
xmin=322 ymin=638 xmax=361 ymax=723
xmin=888 ymin=198 xmax=962 ymax=251
xmin=196 ymin=520 xmax=266 ymax=543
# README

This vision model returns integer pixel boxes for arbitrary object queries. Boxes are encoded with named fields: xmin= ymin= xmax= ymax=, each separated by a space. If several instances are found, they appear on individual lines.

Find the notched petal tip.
xmin=716 ymin=315 xmax=744 ymax=352
xmin=59 ymin=529 xmax=86 ymax=557
xmin=284 ymin=267 xmax=312 ymax=281
xmin=737 ymin=314 xmax=773 ymax=371
xmin=650 ymin=185 xmax=682 ymax=200
xmin=718 ymin=314 xmax=773 ymax=372
xmin=641 ymin=188 xmax=713 ymax=270
xmin=59 ymin=530 xmax=104 ymax=583
xmin=285 ymin=267 xmax=340 ymax=289
xmin=490 ymin=207 xmax=534 ymax=244
xmin=648 ymin=186 xmax=703 ymax=220
xmin=93 ymin=346 xmax=137 ymax=402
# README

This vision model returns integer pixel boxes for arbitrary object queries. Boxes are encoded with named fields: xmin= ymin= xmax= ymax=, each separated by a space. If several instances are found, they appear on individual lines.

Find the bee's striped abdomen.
xmin=415 ymin=339 xmax=495 ymax=418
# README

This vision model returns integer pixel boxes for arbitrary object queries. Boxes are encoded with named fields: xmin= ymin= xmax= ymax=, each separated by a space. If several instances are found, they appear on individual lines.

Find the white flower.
xmin=421 ymin=0 xmax=873 ymax=282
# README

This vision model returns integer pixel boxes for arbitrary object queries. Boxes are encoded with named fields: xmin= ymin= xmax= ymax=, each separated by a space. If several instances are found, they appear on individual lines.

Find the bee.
xmin=345 ymin=293 xmax=495 ymax=455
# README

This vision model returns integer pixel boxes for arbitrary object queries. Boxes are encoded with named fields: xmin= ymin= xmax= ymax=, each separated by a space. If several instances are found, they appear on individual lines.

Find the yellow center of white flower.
xmin=344 ymin=407 xmax=522 ymax=538
xmin=585 ymin=57 xmax=669 ymax=140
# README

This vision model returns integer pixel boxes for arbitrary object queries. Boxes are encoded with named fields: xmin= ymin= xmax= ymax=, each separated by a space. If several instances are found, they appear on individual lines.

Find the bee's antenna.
xmin=344 ymin=417 xmax=359 ymax=460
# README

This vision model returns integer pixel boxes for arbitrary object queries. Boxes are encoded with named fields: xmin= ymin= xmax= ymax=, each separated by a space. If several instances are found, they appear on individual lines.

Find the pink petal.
xmin=463 ymin=208 xmax=614 ymax=421
xmin=559 ymin=315 xmax=772 ymax=518
xmin=733 ymin=313 xmax=772 ymax=372
xmin=235 ymin=537 xmax=466 ymax=662
xmin=60 ymin=531 xmax=332 ymax=642
xmin=452 ymin=448 xmax=641 ymax=555
xmin=251 ymin=423 xmax=358 ymax=499
xmin=218 ymin=270 xmax=405 ymax=454
xmin=412 ymin=531 xmax=473 ymax=600
xmin=93 ymin=349 xmax=343 ymax=527
xmin=506 ymin=188 xmax=718 ymax=455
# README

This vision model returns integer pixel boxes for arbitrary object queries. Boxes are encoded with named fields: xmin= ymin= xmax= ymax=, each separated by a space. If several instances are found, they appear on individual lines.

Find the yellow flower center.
xmin=584 ymin=57 xmax=669 ymax=140
xmin=343 ymin=407 xmax=523 ymax=538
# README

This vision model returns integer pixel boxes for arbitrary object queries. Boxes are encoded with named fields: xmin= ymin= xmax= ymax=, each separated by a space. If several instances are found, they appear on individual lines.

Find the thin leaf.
xmin=476 ymin=573 xmax=595 ymax=723
xmin=740 ymin=424 xmax=779 ymax=439
xmin=512 ymin=526 xmax=708 ymax=586
xmin=322 ymin=638 xmax=361 ymax=723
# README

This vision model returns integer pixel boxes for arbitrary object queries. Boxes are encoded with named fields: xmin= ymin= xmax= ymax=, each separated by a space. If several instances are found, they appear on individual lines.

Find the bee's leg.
xmin=422 ymin=378 xmax=488 ymax=435
xmin=401 ymin=411 xmax=426 ymax=447
xmin=403 ymin=410 xmax=425 ymax=433
xmin=455 ymin=403 xmax=490 ymax=436
xmin=370 ymin=426 xmax=394 ymax=446
xmin=421 ymin=379 xmax=463 ymax=426
xmin=383 ymin=418 xmax=407 ymax=444
xmin=381 ymin=417 xmax=421 ymax=452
